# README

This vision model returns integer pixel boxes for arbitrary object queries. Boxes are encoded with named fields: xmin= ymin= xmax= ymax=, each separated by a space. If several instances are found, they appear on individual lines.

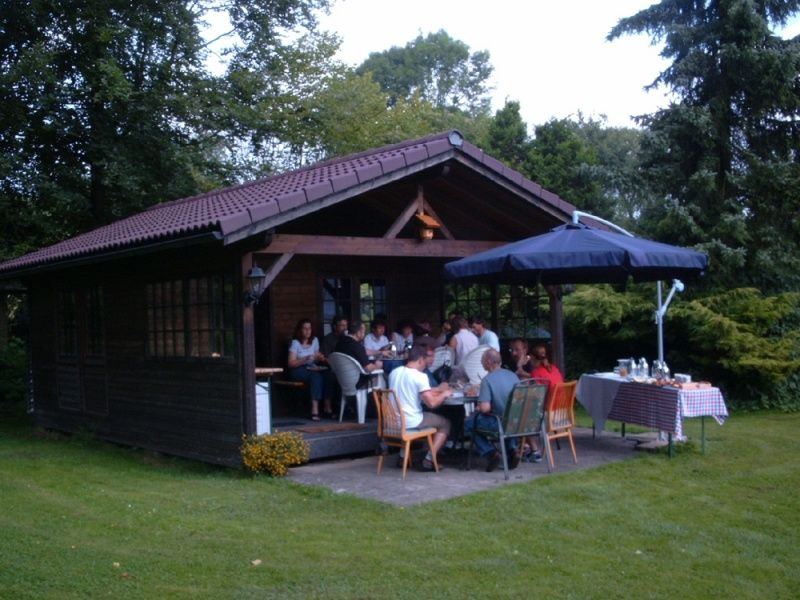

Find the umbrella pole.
xmin=657 ymin=281 xmax=664 ymax=364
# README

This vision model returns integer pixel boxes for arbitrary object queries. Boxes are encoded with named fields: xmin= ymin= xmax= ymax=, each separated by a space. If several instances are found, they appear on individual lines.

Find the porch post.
xmin=240 ymin=252 xmax=257 ymax=436
xmin=546 ymin=285 xmax=565 ymax=373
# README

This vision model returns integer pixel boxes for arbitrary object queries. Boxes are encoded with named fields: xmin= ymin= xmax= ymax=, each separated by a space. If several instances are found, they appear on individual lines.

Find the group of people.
xmin=286 ymin=314 xmax=562 ymax=472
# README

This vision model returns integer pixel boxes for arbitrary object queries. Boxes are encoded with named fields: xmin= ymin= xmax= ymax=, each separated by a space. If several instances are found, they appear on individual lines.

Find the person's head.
xmin=371 ymin=320 xmax=386 ymax=337
xmin=481 ymin=348 xmax=502 ymax=372
xmin=293 ymin=319 xmax=313 ymax=342
xmin=397 ymin=320 xmax=414 ymax=337
xmin=413 ymin=343 xmax=436 ymax=369
xmin=331 ymin=315 xmax=348 ymax=335
xmin=509 ymin=337 xmax=529 ymax=361
xmin=440 ymin=320 xmax=452 ymax=334
xmin=532 ymin=343 xmax=551 ymax=370
xmin=452 ymin=315 xmax=468 ymax=332
xmin=406 ymin=344 xmax=428 ymax=370
xmin=413 ymin=335 xmax=437 ymax=351
xmin=347 ymin=319 xmax=366 ymax=340
xmin=472 ymin=315 xmax=488 ymax=336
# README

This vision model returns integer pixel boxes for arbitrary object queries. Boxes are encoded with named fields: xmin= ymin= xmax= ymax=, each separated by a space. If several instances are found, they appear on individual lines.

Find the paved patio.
xmin=288 ymin=427 xmax=658 ymax=506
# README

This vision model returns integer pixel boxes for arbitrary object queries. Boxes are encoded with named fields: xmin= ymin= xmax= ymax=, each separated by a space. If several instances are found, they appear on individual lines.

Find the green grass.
xmin=1 ymin=403 xmax=798 ymax=599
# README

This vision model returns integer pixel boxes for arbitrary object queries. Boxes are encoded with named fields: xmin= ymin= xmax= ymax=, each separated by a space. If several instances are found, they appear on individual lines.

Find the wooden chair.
xmin=373 ymin=389 xmax=439 ymax=479
xmin=544 ymin=380 xmax=578 ymax=469
xmin=327 ymin=352 xmax=383 ymax=424
xmin=466 ymin=381 xmax=550 ymax=479
xmin=461 ymin=344 xmax=491 ymax=384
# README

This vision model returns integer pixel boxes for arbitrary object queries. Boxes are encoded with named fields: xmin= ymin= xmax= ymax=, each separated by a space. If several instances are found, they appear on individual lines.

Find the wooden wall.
xmin=28 ymin=244 xmax=247 ymax=466
xmin=261 ymin=255 xmax=447 ymax=367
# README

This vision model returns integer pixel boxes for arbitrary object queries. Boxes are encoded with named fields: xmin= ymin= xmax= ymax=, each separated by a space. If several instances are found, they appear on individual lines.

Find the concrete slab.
xmin=288 ymin=427 xmax=644 ymax=506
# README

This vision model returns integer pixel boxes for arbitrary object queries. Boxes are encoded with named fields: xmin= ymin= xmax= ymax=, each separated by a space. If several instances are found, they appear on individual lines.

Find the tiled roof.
xmin=0 ymin=130 xmax=575 ymax=275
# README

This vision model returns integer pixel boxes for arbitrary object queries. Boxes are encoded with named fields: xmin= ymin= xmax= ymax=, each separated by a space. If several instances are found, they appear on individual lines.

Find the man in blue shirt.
xmin=463 ymin=348 xmax=520 ymax=472
xmin=471 ymin=315 xmax=500 ymax=351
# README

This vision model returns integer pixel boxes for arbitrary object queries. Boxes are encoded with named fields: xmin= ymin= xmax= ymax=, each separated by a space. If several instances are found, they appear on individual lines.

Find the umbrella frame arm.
xmin=572 ymin=210 xmax=634 ymax=237
xmin=655 ymin=279 xmax=684 ymax=363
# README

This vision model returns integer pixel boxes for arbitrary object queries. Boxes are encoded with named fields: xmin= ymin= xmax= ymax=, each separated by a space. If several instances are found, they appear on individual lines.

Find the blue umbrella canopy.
xmin=444 ymin=223 xmax=708 ymax=285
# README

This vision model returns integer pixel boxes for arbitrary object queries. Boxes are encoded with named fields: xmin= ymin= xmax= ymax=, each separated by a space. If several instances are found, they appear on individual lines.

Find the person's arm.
xmin=477 ymin=378 xmax=492 ymax=413
xmin=366 ymin=360 xmax=383 ymax=372
xmin=287 ymin=341 xmax=307 ymax=368
xmin=420 ymin=387 xmax=451 ymax=409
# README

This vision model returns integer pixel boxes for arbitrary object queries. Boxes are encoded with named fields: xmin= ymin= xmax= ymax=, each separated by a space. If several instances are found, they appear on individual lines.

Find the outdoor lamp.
xmin=416 ymin=212 xmax=440 ymax=241
xmin=244 ymin=266 xmax=267 ymax=306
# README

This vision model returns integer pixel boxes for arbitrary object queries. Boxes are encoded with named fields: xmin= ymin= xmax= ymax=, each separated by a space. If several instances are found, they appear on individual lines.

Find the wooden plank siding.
xmin=28 ymin=244 xmax=248 ymax=466
xmin=262 ymin=255 xmax=448 ymax=367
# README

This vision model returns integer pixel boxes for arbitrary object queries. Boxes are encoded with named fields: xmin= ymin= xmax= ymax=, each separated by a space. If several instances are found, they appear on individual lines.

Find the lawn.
xmin=1 ymin=403 xmax=798 ymax=599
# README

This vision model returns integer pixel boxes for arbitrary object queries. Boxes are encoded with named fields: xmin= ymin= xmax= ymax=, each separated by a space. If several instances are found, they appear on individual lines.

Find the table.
xmin=577 ymin=373 xmax=728 ymax=453
xmin=254 ymin=367 xmax=284 ymax=435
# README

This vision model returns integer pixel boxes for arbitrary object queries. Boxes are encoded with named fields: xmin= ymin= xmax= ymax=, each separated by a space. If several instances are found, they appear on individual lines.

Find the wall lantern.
xmin=415 ymin=211 xmax=441 ymax=241
xmin=244 ymin=266 xmax=267 ymax=306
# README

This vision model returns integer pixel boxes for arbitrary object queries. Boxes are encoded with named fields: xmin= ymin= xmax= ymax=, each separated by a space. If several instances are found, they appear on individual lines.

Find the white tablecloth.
xmin=576 ymin=373 xmax=624 ymax=433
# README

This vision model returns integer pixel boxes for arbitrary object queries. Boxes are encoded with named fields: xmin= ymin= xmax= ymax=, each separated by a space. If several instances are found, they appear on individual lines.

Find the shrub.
xmin=240 ymin=431 xmax=310 ymax=477
xmin=0 ymin=336 xmax=27 ymax=405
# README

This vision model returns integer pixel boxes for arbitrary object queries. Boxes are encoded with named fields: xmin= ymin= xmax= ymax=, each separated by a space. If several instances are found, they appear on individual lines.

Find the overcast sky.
xmin=317 ymin=0 xmax=800 ymax=129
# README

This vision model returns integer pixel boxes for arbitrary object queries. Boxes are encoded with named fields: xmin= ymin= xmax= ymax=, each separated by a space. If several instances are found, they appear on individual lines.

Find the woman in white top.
xmin=364 ymin=320 xmax=391 ymax=354
xmin=288 ymin=318 xmax=331 ymax=420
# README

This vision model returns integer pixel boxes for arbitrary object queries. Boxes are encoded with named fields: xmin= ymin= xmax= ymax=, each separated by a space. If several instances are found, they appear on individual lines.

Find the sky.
xmin=316 ymin=0 xmax=800 ymax=129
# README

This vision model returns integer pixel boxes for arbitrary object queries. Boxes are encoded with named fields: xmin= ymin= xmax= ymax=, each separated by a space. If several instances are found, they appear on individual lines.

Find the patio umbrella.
xmin=444 ymin=222 xmax=708 ymax=285
xmin=444 ymin=221 xmax=709 ymax=363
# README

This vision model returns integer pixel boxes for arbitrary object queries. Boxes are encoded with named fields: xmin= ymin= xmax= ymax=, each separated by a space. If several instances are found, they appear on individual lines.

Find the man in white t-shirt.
xmin=388 ymin=345 xmax=453 ymax=471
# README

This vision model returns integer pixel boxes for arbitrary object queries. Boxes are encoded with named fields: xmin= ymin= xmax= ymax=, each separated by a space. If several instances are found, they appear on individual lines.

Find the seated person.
xmin=530 ymin=343 xmax=564 ymax=388
xmin=391 ymin=320 xmax=415 ymax=351
xmin=321 ymin=315 xmax=348 ymax=358
xmin=287 ymin=318 xmax=331 ymax=420
xmin=333 ymin=320 xmax=384 ymax=388
xmin=388 ymin=345 xmax=453 ymax=472
xmin=448 ymin=315 xmax=479 ymax=365
xmin=434 ymin=319 xmax=452 ymax=347
xmin=463 ymin=348 xmax=521 ymax=472
xmin=364 ymin=319 xmax=391 ymax=355
xmin=509 ymin=337 xmax=534 ymax=378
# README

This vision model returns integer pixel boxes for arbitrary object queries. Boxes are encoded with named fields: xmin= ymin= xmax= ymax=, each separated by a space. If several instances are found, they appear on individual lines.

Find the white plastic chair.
xmin=461 ymin=344 xmax=491 ymax=385
xmin=328 ymin=352 xmax=384 ymax=424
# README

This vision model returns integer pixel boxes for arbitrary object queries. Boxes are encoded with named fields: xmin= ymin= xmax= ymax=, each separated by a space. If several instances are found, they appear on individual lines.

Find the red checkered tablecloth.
xmin=607 ymin=382 xmax=728 ymax=437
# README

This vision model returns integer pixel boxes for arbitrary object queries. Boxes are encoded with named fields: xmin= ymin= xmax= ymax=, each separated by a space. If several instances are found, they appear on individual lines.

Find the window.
xmin=444 ymin=284 xmax=493 ymax=322
xmin=496 ymin=285 xmax=548 ymax=340
xmin=444 ymin=283 xmax=549 ymax=340
xmin=146 ymin=274 xmax=233 ymax=359
xmin=358 ymin=278 xmax=386 ymax=328
xmin=57 ymin=291 xmax=78 ymax=357
xmin=322 ymin=277 xmax=352 ymax=334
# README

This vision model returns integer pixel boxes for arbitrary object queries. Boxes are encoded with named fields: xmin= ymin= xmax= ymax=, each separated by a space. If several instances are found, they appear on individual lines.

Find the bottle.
xmin=639 ymin=357 xmax=648 ymax=379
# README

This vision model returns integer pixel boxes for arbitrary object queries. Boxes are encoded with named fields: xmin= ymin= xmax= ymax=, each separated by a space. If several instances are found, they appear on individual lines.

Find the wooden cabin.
xmin=0 ymin=131 xmax=577 ymax=465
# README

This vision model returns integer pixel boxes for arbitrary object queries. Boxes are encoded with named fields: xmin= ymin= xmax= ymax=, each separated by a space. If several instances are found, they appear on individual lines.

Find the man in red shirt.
xmin=530 ymin=343 xmax=564 ymax=387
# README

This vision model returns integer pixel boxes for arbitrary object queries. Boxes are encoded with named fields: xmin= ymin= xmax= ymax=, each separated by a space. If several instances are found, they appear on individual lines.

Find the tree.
xmin=609 ymin=0 xmax=800 ymax=292
xmin=485 ymin=100 xmax=531 ymax=172
xmin=526 ymin=118 xmax=609 ymax=218
xmin=356 ymin=30 xmax=493 ymax=116
xmin=0 ymin=0 xmax=331 ymax=259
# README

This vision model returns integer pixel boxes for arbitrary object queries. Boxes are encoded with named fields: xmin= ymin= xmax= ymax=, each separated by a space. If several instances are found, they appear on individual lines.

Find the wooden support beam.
xmin=260 ymin=253 xmax=294 ymax=291
xmin=546 ymin=285 xmax=564 ymax=373
xmin=257 ymin=234 xmax=503 ymax=258
xmin=383 ymin=197 xmax=421 ymax=239
xmin=240 ymin=252 xmax=257 ymax=436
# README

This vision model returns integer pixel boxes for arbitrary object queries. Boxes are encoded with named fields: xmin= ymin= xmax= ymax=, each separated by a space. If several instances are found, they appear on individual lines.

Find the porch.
xmin=286 ymin=426 xmax=661 ymax=506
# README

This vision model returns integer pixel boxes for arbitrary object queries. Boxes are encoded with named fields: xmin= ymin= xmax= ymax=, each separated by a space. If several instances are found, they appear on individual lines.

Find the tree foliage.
xmin=0 ymin=0 xmax=331 ymax=259
xmin=609 ymin=0 xmax=800 ymax=292
xmin=356 ymin=30 xmax=493 ymax=116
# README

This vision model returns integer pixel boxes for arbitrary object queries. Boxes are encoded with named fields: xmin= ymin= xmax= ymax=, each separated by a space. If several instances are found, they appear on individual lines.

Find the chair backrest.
xmin=430 ymin=346 xmax=454 ymax=372
xmin=328 ymin=352 xmax=364 ymax=396
xmin=547 ymin=381 xmax=577 ymax=430
xmin=373 ymin=389 xmax=406 ymax=438
xmin=502 ymin=381 xmax=549 ymax=436
xmin=461 ymin=344 xmax=491 ymax=384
